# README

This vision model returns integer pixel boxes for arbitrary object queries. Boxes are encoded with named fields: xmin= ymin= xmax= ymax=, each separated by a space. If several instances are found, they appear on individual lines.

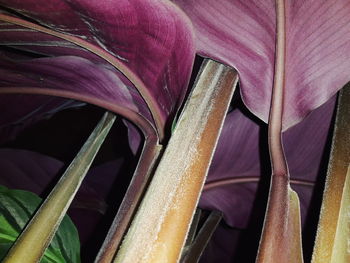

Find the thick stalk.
xmin=256 ymin=0 xmax=303 ymax=262
xmin=95 ymin=136 xmax=161 ymax=263
xmin=114 ymin=60 xmax=238 ymax=263
xmin=3 ymin=112 xmax=115 ymax=263
xmin=312 ymin=85 xmax=350 ymax=263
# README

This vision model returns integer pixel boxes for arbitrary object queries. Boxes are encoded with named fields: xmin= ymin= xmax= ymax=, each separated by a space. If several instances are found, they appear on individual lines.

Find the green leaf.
xmin=0 ymin=185 xmax=80 ymax=263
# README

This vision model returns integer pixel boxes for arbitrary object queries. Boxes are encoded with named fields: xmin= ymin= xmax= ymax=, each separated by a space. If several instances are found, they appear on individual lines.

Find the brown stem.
xmin=312 ymin=85 xmax=350 ymax=262
xmin=95 ymin=135 xmax=161 ymax=263
xmin=113 ymin=60 xmax=238 ymax=263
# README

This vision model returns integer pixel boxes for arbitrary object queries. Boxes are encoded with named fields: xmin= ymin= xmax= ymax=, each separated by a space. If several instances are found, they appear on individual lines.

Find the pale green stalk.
xmin=3 ymin=112 xmax=116 ymax=263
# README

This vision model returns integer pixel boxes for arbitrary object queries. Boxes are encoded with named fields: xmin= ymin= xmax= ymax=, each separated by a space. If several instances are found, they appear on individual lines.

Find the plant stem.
xmin=95 ymin=136 xmax=161 ymax=263
xmin=181 ymin=210 xmax=222 ymax=263
xmin=183 ymin=208 xmax=202 ymax=250
xmin=114 ymin=59 xmax=238 ymax=263
xmin=268 ymin=0 xmax=288 ymax=178
xmin=312 ymin=84 xmax=350 ymax=263
xmin=3 ymin=112 xmax=115 ymax=263
xmin=257 ymin=0 xmax=303 ymax=262
xmin=203 ymin=177 xmax=314 ymax=191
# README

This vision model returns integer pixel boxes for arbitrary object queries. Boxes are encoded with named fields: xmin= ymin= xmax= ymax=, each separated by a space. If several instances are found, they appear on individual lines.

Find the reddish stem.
xmin=257 ymin=0 xmax=300 ymax=262
xmin=268 ymin=0 xmax=288 ymax=178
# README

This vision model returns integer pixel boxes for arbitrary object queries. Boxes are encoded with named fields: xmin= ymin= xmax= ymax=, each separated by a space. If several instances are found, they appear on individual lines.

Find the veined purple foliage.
xmin=173 ymin=0 xmax=350 ymax=130
xmin=201 ymin=95 xmax=336 ymax=228
xmin=0 ymin=0 xmax=196 ymax=138
xmin=0 ymin=0 xmax=348 ymax=262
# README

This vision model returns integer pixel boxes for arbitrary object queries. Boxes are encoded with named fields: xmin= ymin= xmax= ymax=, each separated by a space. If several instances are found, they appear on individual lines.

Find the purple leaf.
xmin=199 ymin=95 xmax=336 ymax=228
xmin=0 ymin=1 xmax=345 ymax=261
xmin=173 ymin=0 xmax=350 ymax=130
xmin=0 ymin=55 xmax=153 ymax=123
xmin=0 ymin=0 xmax=196 ymax=137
